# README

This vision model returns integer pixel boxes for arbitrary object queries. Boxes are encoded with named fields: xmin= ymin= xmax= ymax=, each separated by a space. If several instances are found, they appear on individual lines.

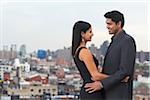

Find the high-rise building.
xmin=89 ymin=44 xmax=98 ymax=54
xmin=1 ymin=45 xmax=9 ymax=59
xmin=3 ymin=45 xmax=9 ymax=51
xmin=10 ymin=44 xmax=17 ymax=51
xmin=55 ymin=47 xmax=72 ymax=66
xmin=10 ymin=44 xmax=17 ymax=59
xmin=136 ymin=51 xmax=150 ymax=63
xmin=99 ymin=40 xmax=109 ymax=56
xmin=19 ymin=44 xmax=27 ymax=57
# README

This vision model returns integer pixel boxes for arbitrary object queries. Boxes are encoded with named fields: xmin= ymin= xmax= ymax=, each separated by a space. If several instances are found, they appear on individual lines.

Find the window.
xmin=43 ymin=89 xmax=46 ymax=92
xmin=39 ymin=89 xmax=41 ymax=93
xmin=30 ymin=89 xmax=34 ymax=92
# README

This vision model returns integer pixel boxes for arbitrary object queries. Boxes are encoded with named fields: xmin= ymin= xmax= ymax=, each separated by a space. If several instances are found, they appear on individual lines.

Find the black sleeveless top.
xmin=73 ymin=47 xmax=99 ymax=84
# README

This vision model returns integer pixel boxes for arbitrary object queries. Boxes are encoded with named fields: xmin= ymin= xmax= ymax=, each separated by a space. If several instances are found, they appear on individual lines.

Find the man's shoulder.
xmin=121 ymin=33 xmax=136 ymax=47
xmin=123 ymin=32 xmax=135 ymax=42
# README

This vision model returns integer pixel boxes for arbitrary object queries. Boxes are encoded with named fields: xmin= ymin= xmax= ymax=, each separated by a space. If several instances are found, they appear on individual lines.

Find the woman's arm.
xmin=79 ymin=48 xmax=109 ymax=81
xmin=79 ymin=48 xmax=129 ymax=82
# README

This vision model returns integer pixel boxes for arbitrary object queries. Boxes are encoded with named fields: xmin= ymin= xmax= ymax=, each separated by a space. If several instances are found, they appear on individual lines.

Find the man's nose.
xmin=107 ymin=26 xmax=110 ymax=29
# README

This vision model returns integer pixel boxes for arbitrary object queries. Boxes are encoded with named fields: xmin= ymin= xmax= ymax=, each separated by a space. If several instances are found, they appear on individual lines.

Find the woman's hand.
xmin=98 ymin=66 xmax=102 ymax=72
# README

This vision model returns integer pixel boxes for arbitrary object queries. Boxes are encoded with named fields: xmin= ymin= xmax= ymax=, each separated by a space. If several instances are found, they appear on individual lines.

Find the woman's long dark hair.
xmin=72 ymin=21 xmax=91 ymax=57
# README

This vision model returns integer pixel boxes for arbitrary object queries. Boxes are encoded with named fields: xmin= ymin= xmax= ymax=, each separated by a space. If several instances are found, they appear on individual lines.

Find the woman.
xmin=72 ymin=21 xmax=108 ymax=100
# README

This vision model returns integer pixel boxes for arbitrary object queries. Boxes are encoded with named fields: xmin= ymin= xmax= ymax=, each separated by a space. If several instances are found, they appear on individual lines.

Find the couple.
xmin=72 ymin=10 xmax=136 ymax=100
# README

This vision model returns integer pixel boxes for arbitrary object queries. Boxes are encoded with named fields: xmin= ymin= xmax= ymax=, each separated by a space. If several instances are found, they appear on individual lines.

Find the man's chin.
xmin=109 ymin=32 xmax=113 ymax=35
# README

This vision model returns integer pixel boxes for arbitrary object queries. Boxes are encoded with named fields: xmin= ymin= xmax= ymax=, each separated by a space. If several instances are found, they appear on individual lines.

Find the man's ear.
xmin=117 ymin=21 xmax=122 ymax=27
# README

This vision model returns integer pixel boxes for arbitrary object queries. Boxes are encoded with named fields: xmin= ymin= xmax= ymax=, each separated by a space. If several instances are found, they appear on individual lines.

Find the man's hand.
xmin=121 ymin=76 xmax=130 ymax=82
xmin=84 ymin=81 xmax=102 ymax=93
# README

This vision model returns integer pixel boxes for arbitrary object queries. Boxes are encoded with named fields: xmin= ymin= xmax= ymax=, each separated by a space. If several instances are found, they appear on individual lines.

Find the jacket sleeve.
xmin=101 ymin=37 xmax=136 ymax=90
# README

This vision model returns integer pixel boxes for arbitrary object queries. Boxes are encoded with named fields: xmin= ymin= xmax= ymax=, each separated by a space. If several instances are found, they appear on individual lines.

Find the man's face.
xmin=105 ymin=18 xmax=120 ymax=35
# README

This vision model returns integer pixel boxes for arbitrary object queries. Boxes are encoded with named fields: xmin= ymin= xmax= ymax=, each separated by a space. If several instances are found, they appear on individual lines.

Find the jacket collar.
xmin=111 ymin=29 xmax=125 ymax=43
xmin=106 ymin=30 xmax=125 ymax=55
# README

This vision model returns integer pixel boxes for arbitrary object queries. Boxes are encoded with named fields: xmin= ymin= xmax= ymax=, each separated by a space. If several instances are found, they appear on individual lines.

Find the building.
xmin=19 ymin=44 xmax=27 ymax=57
xmin=133 ymin=82 xmax=150 ymax=100
xmin=136 ymin=51 xmax=150 ymax=63
xmin=7 ymin=84 xmax=58 ymax=98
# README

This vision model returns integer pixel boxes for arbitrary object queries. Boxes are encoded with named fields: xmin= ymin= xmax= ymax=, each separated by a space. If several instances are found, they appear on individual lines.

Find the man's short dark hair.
xmin=104 ymin=10 xmax=124 ymax=28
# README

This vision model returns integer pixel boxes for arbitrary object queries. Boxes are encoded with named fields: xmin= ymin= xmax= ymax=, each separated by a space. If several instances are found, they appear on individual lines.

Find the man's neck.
xmin=114 ymin=28 xmax=123 ymax=37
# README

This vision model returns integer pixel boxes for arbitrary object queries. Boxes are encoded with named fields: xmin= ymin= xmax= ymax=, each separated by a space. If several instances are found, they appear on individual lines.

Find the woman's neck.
xmin=80 ymin=41 xmax=86 ymax=47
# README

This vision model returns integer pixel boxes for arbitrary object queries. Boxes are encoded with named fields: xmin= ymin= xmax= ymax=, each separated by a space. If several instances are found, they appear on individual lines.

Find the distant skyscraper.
xmin=2 ymin=45 xmax=9 ymax=59
xmin=10 ymin=44 xmax=17 ymax=59
xmin=10 ymin=44 xmax=17 ymax=51
xmin=136 ymin=51 xmax=150 ymax=63
xmin=99 ymin=40 xmax=109 ymax=56
xmin=0 ymin=45 xmax=9 ymax=59
xmin=55 ymin=47 xmax=72 ymax=66
xmin=3 ymin=45 xmax=9 ymax=51
xmin=19 ymin=44 xmax=27 ymax=57
xmin=89 ymin=44 xmax=98 ymax=56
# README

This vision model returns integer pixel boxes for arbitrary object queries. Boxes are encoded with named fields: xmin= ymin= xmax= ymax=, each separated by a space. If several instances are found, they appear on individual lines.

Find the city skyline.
xmin=0 ymin=0 xmax=150 ymax=52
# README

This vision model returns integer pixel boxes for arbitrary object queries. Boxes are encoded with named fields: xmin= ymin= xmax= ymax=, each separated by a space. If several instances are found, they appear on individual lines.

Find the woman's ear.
xmin=81 ymin=31 xmax=85 ymax=38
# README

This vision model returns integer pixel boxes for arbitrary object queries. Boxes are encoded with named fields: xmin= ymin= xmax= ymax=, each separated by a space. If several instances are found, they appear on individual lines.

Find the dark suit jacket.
xmin=101 ymin=30 xmax=136 ymax=100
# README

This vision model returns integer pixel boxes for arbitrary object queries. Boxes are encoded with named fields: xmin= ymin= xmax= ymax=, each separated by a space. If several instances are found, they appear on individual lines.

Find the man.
xmin=84 ymin=10 xmax=136 ymax=100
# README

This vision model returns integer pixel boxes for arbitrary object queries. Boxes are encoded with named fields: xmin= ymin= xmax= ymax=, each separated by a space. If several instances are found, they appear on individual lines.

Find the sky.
xmin=0 ymin=0 xmax=149 ymax=53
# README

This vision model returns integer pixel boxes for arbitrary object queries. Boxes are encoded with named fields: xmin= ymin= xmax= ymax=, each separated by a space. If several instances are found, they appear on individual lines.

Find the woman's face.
xmin=82 ymin=27 xmax=93 ymax=42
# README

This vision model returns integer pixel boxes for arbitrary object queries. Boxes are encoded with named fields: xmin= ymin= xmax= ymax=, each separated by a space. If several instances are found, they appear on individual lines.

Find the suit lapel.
xmin=106 ymin=42 xmax=115 ymax=55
